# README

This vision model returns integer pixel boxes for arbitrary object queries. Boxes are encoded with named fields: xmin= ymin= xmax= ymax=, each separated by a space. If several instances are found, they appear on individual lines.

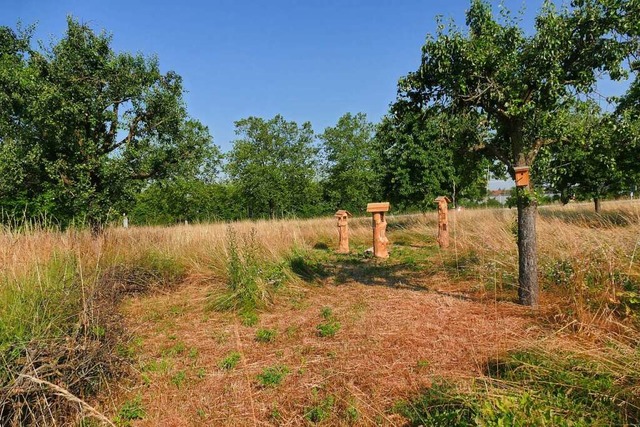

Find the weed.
xmin=394 ymin=382 xmax=475 ymax=426
xmin=305 ymin=395 xmax=335 ymax=423
xmin=162 ymin=341 xmax=186 ymax=357
xmin=256 ymin=365 xmax=289 ymax=387
xmin=416 ymin=359 xmax=430 ymax=369
xmin=141 ymin=358 xmax=172 ymax=374
xmin=114 ymin=394 xmax=145 ymax=425
xmin=209 ymin=227 xmax=275 ymax=315
xmin=241 ymin=310 xmax=259 ymax=326
xmin=218 ymin=351 xmax=241 ymax=370
xmin=288 ymin=249 xmax=327 ymax=282
xmin=255 ymin=328 xmax=277 ymax=343
xmin=170 ymin=370 xmax=186 ymax=388
xmin=320 ymin=307 xmax=333 ymax=320
xmin=317 ymin=307 xmax=341 ymax=338
xmin=188 ymin=347 xmax=199 ymax=359
xmin=270 ymin=406 xmax=282 ymax=423
xmin=196 ymin=367 xmax=206 ymax=379
xmin=397 ymin=349 xmax=640 ymax=426
xmin=345 ymin=405 xmax=359 ymax=423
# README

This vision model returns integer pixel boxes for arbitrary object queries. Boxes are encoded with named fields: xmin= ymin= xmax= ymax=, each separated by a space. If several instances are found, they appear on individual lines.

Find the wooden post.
xmin=335 ymin=210 xmax=352 ymax=254
xmin=366 ymin=202 xmax=390 ymax=258
xmin=122 ymin=213 xmax=129 ymax=229
xmin=434 ymin=196 xmax=450 ymax=248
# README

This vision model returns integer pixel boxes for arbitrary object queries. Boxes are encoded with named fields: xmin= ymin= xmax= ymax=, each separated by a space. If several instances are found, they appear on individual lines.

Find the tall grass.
xmin=0 ymin=201 xmax=639 ymax=423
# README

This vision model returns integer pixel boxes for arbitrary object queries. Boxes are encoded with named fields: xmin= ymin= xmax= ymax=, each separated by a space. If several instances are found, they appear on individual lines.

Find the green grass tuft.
xmin=256 ymin=365 xmax=289 ymax=387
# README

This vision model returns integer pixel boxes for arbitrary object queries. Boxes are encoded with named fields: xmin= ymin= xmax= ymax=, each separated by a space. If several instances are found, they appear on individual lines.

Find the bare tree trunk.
xmin=594 ymin=197 xmax=601 ymax=213
xmin=517 ymin=190 xmax=538 ymax=306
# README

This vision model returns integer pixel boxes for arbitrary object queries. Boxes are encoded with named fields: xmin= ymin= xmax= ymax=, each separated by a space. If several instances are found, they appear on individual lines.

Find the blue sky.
xmin=2 ymin=0 xmax=532 ymax=151
xmin=2 ymin=0 xmax=628 ymax=162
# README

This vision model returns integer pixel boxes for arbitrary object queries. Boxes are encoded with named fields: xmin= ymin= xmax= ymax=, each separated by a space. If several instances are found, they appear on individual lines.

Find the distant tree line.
xmin=1 ymin=5 xmax=639 ymax=233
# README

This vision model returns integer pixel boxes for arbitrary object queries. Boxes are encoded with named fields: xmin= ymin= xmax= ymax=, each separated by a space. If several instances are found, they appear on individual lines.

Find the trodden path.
xmin=107 ymin=277 xmax=541 ymax=426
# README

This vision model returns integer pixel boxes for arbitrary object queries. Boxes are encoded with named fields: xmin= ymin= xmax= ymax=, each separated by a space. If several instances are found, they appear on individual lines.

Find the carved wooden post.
xmin=434 ymin=196 xmax=450 ymax=248
xmin=366 ymin=202 xmax=390 ymax=258
xmin=335 ymin=210 xmax=352 ymax=254
xmin=122 ymin=213 xmax=129 ymax=229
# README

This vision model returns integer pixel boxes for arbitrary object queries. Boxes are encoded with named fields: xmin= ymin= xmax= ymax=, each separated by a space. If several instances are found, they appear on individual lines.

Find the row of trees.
xmin=132 ymin=111 xmax=488 ymax=224
xmin=0 ymin=18 xmax=495 ymax=228
xmin=1 ymin=3 xmax=639 ymax=307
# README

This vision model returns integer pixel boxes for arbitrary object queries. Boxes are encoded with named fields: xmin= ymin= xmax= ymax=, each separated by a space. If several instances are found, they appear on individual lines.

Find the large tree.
xmin=398 ymin=0 xmax=636 ymax=305
xmin=0 ymin=18 xmax=216 ymax=230
xmin=226 ymin=114 xmax=319 ymax=219
xmin=534 ymin=101 xmax=631 ymax=212
xmin=374 ymin=105 xmax=488 ymax=210
xmin=319 ymin=112 xmax=378 ymax=214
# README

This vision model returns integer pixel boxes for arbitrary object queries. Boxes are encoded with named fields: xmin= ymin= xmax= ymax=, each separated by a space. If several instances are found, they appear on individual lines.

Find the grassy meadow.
xmin=1 ymin=201 xmax=639 ymax=426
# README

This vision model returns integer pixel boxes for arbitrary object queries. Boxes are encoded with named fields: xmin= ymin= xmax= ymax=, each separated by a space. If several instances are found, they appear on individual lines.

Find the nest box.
xmin=334 ymin=210 xmax=352 ymax=219
xmin=366 ymin=202 xmax=390 ymax=213
xmin=514 ymin=166 xmax=530 ymax=187
xmin=434 ymin=196 xmax=451 ymax=204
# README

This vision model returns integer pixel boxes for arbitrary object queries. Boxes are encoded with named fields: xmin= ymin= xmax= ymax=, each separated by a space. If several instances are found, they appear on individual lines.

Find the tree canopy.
xmin=0 ymin=18 xmax=218 ymax=229
xmin=226 ymin=114 xmax=320 ymax=219
xmin=396 ymin=0 xmax=638 ymax=305
xmin=319 ymin=113 xmax=378 ymax=214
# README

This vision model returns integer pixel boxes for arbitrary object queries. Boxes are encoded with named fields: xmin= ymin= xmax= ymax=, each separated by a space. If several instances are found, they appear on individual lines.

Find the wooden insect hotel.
xmin=335 ymin=209 xmax=352 ymax=254
xmin=434 ymin=196 xmax=450 ymax=249
xmin=366 ymin=202 xmax=390 ymax=258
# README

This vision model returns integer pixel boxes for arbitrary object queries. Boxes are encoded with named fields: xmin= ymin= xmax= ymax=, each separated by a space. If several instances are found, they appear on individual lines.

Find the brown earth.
xmin=109 ymin=274 xmax=542 ymax=426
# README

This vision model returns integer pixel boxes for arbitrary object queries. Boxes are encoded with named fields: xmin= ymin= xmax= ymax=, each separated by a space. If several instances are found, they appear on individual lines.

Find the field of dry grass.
xmin=1 ymin=200 xmax=639 ymax=425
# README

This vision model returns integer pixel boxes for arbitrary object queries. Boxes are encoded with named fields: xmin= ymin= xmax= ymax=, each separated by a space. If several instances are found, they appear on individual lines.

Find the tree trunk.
xmin=517 ymin=190 xmax=538 ymax=306
xmin=594 ymin=197 xmax=601 ymax=213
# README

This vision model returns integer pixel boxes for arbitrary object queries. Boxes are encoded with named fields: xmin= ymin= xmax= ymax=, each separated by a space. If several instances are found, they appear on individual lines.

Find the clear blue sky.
xmin=2 ymin=0 xmax=628 ymax=158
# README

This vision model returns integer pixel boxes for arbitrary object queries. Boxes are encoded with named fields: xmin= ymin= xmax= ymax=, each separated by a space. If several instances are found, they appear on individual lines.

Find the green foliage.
xmin=316 ymin=307 xmax=341 ymax=338
xmin=396 ymin=349 xmax=640 ymax=426
xmin=170 ymin=370 xmax=187 ymax=388
xmin=374 ymin=108 xmax=488 ymax=210
xmin=395 ymin=382 xmax=475 ymax=426
xmin=130 ymin=178 xmax=236 ymax=225
xmin=114 ymin=394 xmax=145 ymax=426
xmin=226 ymin=114 xmax=321 ymax=219
xmin=397 ymin=0 xmax=636 ymax=182
xmin=218 ymin=352 xmax=241 ymax=370
xmin=304 ymin=395 xmax=335 ymax=424
xmin=319 ymin=112 xmax=378 ymax=214
xmin=320 ymin=307 xmax=333 ymax=320
xmin=0 ymin=253 xmax=80 ymax=353
xmin=255 ymin=328 xmax=277 ymax=343
xmin=534 ymin=100 xmax=636 ymax=210
xmin=256 ymin=364 xmax=289 ymax=387
xmin=209 ymin=227 xmax=271 ymax=315
xmin=288 ymin=249 xmax=328 ymax=282
xmin=0 ymin=18 xmax=218 ymax=229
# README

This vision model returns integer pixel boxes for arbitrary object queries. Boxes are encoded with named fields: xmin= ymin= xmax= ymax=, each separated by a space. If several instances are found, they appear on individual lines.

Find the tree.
xmin=319 ymin=113 xmax=378 ymax=214
xmin=398 ymin=0 xmax=635 ymax=305
xmin=374 ymin=105 xmax=488 ymax=211
xmin=130 ymin=179 xmax=238 ymax=225
xmin=226 ymin=114 xmax=319 ymax=219
xmin=534 ymin=101 xmax=627 ymax=212
xmin=0 ymin=18 xmax=217 ymax=231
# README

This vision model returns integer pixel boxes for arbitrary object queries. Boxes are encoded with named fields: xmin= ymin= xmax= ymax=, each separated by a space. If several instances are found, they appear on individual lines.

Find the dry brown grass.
xmin=2 ymin=200 xmax=639 ymax=425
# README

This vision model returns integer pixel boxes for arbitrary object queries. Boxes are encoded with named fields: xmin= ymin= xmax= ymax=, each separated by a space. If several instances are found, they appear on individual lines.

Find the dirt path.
xmin=111 ymin=275 xmax=540 ymax=426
